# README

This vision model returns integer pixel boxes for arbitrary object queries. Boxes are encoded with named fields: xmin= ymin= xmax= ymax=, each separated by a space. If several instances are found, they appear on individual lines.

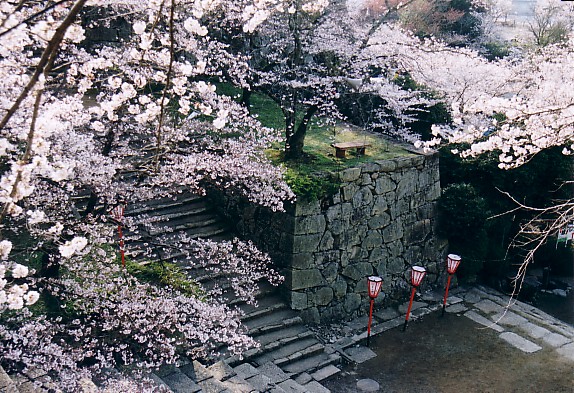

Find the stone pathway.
xmin=317 ymin=285 xmax=574 ymax=368
xmin=2 ymin=284 xmax=572 ymax=392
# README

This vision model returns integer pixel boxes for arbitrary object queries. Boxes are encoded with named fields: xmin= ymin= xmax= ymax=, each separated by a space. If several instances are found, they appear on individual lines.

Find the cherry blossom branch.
xmin=0 ymin=0 xmax=86 ymax=131
xmin=0 ymin=0 xmax=71 ymax=38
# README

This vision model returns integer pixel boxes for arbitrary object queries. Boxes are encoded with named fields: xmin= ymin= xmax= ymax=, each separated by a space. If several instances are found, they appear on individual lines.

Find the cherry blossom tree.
xmin=408 ymin=38 xmax=573 ymax=292
xmin=0 ymin=0 xmax=294 ymax=390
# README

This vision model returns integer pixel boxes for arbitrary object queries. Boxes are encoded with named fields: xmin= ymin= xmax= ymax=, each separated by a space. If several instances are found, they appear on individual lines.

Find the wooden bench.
xmin=331 ymin=141 xmax=371 ymax=158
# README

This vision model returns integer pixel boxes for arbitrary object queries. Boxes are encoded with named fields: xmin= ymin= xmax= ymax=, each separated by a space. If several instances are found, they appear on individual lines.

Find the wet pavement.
xmin=320 ymin=285 xmax=574 ymax=393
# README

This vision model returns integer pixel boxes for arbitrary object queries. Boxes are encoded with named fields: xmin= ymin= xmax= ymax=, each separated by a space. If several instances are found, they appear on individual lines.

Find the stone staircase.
xmin=124 ymin=190 xmax=341 ymax=392
xmin=2 ymin=190 xmax=340 ymax=392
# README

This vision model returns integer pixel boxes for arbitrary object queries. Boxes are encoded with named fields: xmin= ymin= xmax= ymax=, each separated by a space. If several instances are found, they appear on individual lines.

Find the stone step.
xmin=147 ymin=215 xmax=221 ymax=236
xmin=128 ymin=198 xmax=209 ymax=219
xmin=183 ymin=223 xmax=230 ymax=239
xmin=155 ymin=367 xmax=202 ymax=393
xmin=127 ymin=193 xmax=203 ymax=216
xmin=0 ymin=366 xmax=19 ymax=393
xmin=281 ymin=352 xmax=341 ymax=378
xmin=243 ymin=309 xmax=303 ymax=336
xmin=238 ymin=295 xmax=289 ymax=322
xmin=255 ymin=324 xmax=314 ymax=348
xmin=253 ymin=337 xmax=325 ymax=367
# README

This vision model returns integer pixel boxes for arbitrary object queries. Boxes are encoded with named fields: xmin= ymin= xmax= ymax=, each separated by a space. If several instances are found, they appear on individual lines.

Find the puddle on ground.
xmin=323 ymin=312 xmax=574 ymax=393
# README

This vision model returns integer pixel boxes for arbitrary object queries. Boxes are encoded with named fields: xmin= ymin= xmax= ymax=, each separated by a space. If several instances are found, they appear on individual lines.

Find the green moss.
xmin=125 ymin=258 xmax=204 ymax=298
xmin=214 ymin=82 xmax=415 ymax=200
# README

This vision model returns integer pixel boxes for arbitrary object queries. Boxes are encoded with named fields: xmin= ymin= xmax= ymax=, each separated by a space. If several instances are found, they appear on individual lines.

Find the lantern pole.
xmin=442 ymin=254 xmax=461 ymax=316
xmin=111 ymin=203 xmax=126 ymax=268
xmin=366 ymin=276 xmax=383 ymax=347
xmin=403 ymin=266 xmax=426 ymax=332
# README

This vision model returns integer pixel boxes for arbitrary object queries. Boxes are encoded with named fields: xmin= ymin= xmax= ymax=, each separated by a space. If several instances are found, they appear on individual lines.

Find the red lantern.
xmin=446 ymin=254 xmax=461 ymax=275
xmin=403 ymin=266 xmax=426 ymax=331
xmin=368 ymin=276 xmax=383 ymax=299
xmin=110 ymin=203 xmax=126 ymax=268
xmin=410 ymin=266 xmax=426 ymax=286
xmin=443 ymin=254 xmax=462 ymax=315
xmin=366 ymin=276 xmax=383 ymax=346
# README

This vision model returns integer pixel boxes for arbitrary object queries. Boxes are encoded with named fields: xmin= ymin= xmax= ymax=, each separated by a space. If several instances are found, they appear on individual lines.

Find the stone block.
xmin=362 ymin=231 xmax=383 ymax=249
xmin=344 ymin=293 xmax=362 ymax=313
xmin=356 ymin=378 xmax=380 ymax=392
xmin=371 ymin=196 xmax=388 ymax=215
xmin=368 ymin=213 xmax=391 ymax=230
xmin=346 ymin=346 xmax=377 ymax=364
xmin=342 ymin=263 xmax=373 ymax=281
xmin=301 ymin=307 xmax=320 ymax=324
xmin=333 ymin=277 xmax=348 ymax=298
xmin=295 ymin=200 xmax=321 ymax=215
xmin=474 ymin=299 xmax=504 ymax=314
xmin=222 ymin=376 xmax=256 ymax=393
xmin=374 ymin=307 xmax=400 ymax=321
xmin=294 ymin=215 xmax=326 ymax=235
xmin=361 ymin=162 xmax=381 ymax=173
xmin=375 ymin=177 xmax=395 ymax=194
xmin=234 ymin=363 xmax=259 ymax=380
xmin=361 ymin=174 xmax=372 ymax=185
xmin=541 ymin=332 xmax=571 ymax=348
xmin=386 ymin=256 xmax=405 ymax=274
xmin=258 ymin=363 xmax=289 ymax=384
xmin=304 ymin=380 xmax=331 ymax=393
xmin=340 ymin=167 xmax=361 ymax=182
xmin=368 ymin=247 xmax=385 ymax=263
xmin=314 ymin=287 xmax=334 ymax=306
xmin=326 ymin=205 xmax=341 ymax=223
xmin=353 ymin=186 xmax=373 ymax=207
xmin=556 ymin=342 xmax=574 ymax=362
xmin=291 ymin=269 xmax=324 ymax=290
xmin=382 ymin=221 xmax=403 ymax=243
xmin=499 ymin=332 xmax=542 ymax=353
xmin=310 ymin=365 xmax=340 ymax=381
xmin=342 ymin=183 xmax=359 ymax=202
xmin=519 ymin=322 xmax=551 ymax=340
xmin=446 ymin=303 xmax=468 ymax=313
xmin=318 ymin=231 xmax=334 ymax=251
xmin=246 ymin=373 xmax=272 ymax=392
xmin=294 ymin=373 xmax=313 ymax=385
xmin=321 ymin=261 xmax=339 ymax=283
xmin=405 ymin=220 xmax=431 ymax=244
xmin=463 ymin=290 xmax=483 ymax=304
xmin=207 ymin=361 xmax=236 ymax=382
xmin=396 ymin=172 xmax=417 ymax=200
xmin=291 ymin=291 xmax=308 ymax=310
xmin=426 ymin=182 xmax=441 ymax=201
xmin=490 ymin=311 xmax=528 ymax=327
xmin=376 ymin=160 xmax=397 ymax=172
xmin=464 ymin=310 xmax=504 ymax=332
xmin=292 ymin=233 xmax=322 ymax=253
xmin=398 ymin=301 xmax=428 ymax=314
xmin=291 ymin=253 xmax=313 ymax=269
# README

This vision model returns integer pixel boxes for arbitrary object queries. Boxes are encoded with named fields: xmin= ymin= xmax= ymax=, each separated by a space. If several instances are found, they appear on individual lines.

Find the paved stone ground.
xmin=315 ymin=285 xmax=573 ymax=369
xmin=2 ymin=284 xmax=571 ymax=392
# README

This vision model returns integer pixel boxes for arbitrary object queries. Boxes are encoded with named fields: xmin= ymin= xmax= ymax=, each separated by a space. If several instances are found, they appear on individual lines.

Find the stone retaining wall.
xmin=216 ymin=152 xmax=447 ymax=323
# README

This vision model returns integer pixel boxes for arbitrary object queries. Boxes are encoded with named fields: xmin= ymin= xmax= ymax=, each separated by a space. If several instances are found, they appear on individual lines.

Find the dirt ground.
xmin=322 ymin=312 xmax=574 ymax=393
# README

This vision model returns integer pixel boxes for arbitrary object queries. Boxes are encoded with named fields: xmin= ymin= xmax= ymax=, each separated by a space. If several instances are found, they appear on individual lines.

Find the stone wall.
xmin=215 ymin=152 xmax=447 ymax=323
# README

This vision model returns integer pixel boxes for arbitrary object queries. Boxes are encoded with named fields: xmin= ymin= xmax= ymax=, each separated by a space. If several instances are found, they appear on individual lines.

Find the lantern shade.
xmin=410 ymin=266 xmax=426 ymax=286
xmin=446 ymin=254 xmax=461 ymax=274
xmin=367 ymin=276 xmax=383 ymax=298
xmin=111 ymin=204 xmax=125 ymax=222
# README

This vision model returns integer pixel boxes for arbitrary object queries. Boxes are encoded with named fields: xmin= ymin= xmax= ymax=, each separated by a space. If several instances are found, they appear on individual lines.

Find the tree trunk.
xmin=241 ymin=88 xmax=252 ymax=111
xmin=284 ymin=105 xmax=318 ymax=160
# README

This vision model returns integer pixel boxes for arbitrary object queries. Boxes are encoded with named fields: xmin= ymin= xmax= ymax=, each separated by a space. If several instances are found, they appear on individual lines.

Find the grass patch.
xmin=126 ymin=258 xmax=204 ymax=298
xmin=268 ymin=122 xmax=414 ymax=199
xmin=214 ymin=81 xmax=415 ymax=199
